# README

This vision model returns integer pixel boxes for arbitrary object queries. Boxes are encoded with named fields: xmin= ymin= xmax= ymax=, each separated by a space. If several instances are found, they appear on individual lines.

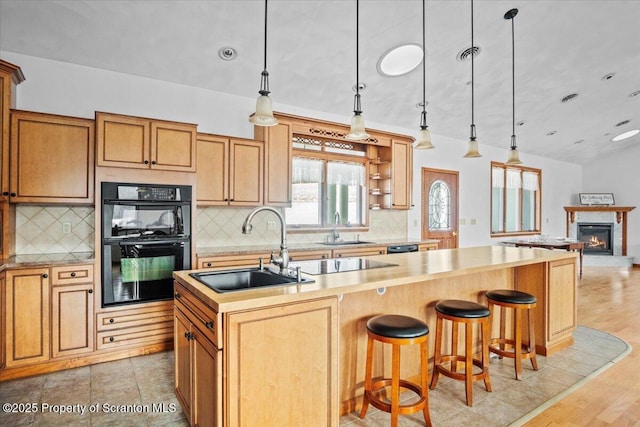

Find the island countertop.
xmin=173 ymin=245 xmax=578 ymax=313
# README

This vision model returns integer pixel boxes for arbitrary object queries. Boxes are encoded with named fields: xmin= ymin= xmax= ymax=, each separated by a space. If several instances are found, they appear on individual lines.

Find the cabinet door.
xmin=1 ymin=69 xmax=10 ymax=197
xmin=547 ymin=258 xmax=578 ymax=342
xmin=10 ymin=111 xmax=95 ymax=203
xmin=196 ymin=134 xmax=229 ymax=205
xmin=51 ymin=283 xmax=94 ymax=358
xmin=5 ymin=268 xmax=50 ymax=367
xmin=391 ymin=139 xmax=412 ymax=209
xmin=174 ymin=307 xmax=192 ymax=421
xmin=226 ymin=298 xmax=338 ymax=426
xmin=228 ymin=138 xmax=264 ymax=206
xmin=0 ymin=273 xmax=4 ymax=369
xmin=96 ymin=112 xmax=150 ymax=169
xmin=192 ymin=325 xmax=221 ymax=427
xmin=151 ymin=121 xmax=196 ymax=172
xmin=256 ymin=121 xmax=292 ymax=206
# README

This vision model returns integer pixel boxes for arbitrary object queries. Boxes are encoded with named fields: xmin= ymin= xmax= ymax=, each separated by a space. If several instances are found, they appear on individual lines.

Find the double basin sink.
xmin=190 ymin=268 xmax=314 ymax=293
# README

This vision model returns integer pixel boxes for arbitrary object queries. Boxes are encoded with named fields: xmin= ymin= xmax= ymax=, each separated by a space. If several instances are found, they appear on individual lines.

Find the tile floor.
xmin=0 ymin=326 xmax=629 ymax=427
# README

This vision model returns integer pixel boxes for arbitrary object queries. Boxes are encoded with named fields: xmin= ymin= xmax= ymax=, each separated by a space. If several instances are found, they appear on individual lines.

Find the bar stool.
xmin=485 ymin=289 xmax=539 ymax=380
xmin=429 ymin=300 xmax=491 ymax=406
xmin=360 ymin=314 xmax=431 ymax=427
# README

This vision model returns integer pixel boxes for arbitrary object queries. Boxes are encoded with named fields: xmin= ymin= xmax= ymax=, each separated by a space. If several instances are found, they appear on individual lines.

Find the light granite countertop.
xmin=0 ymin=252 xmax=95 ymax=272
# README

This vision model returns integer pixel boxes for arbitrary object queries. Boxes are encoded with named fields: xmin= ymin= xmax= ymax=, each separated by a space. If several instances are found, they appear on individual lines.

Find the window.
xmin=428 ymin=180 xmax=451 ymax=231
xmin=491 ymin=162 xmax=541 ymax=236
xmin=286 ymin=136 xmax=367 ymax=229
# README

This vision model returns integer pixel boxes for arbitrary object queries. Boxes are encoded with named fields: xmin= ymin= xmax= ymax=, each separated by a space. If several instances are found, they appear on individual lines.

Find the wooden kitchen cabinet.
xmin=254 ymin=119 xmax=293 ymax=206
xmin=50 ymin=264 xmax=95 ymax=358
xmin=0 ymin=273 xmax=4 ymax=369
xmin=418 ymin=242 xmax=438 ymax=251
xmin=197 ymin=252 xmax=271 ymax=269
xmin=332 ymin=245 xmax=387 ymax=258
xmin=9 ymin=110 xmax=94 ymax=204
xmin=196 ymin=133 xmax=264 ymax=206
xmin=96 ymin=112 xmax=196 ymax=172
xmin=288 ymin=249 xmax=332 ymax=261
xmin=4 ymin=267 xmax=50 ymax=368
xmin=225 ymin=297 xmax=338 ymax=426
xmin=174 ymin=288 xmax=222 ymax=427
xmin=0 ymin=60 xmax=24 ymax=201
xmin=95 ymin=303 xmax=173 ymax=350
xmin=390 ymin=138 xmax=413 ymax=209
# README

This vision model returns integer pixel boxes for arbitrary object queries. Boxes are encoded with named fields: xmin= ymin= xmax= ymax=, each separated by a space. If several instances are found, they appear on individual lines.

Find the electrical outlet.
xmin=470 ymin=218 xmax=477 ymax=225
xmin=267 ymin=221 xmax=277 ymax=231
xmin=459 ymin=218 xmax=466 ymax=225
xmin=62 ymin=222 xmax=72 ymax=234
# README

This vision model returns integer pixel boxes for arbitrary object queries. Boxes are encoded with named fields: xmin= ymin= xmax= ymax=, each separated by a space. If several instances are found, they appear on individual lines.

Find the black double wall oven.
xmin=102 ymin=182 xmax=191 ymax=307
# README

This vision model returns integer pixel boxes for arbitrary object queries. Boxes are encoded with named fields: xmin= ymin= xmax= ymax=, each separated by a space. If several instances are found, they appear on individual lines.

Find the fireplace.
xmin=577 ymin=223 xmax=613 ymax=255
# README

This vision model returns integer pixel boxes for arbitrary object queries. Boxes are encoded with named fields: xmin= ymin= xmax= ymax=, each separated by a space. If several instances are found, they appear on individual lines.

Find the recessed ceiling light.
xmin=611 ymin=129 xmax=639 ymax=142
xmin=601 ymin=73 xmax=615 ymax=80
xmin=377 ymin=43 xmax=424 ymax=77
xmin=218 ymin=47 xmax=237 ymax=61
xmin=547 ymin=131 xmax=557 ymax=136
xmin=574 ymin=139 xmax=584 ymax=144
xmin=629 ymin=90 xmax=640 ymax=98
xmin=615 ymin=120 xmax=630 ymax=127
xmin=561 ymin=93 xmax=578 ymax=103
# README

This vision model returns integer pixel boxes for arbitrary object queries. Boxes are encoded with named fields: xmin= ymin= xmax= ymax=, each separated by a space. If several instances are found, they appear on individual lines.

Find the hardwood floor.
xmin=525 ymin=266 xmax=640 ymax=426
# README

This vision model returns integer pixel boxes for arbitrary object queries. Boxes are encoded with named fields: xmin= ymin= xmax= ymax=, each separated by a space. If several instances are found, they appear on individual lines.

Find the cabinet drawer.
xmin=97 ymin=305 xmax=173 ymax=331
xmin=51 ymin=264 xmax=94 ymax=285
xmin=288 ymin=250 xmax=331 ymax=262
xmin=174 ymin=282 xmax=220 ymax=348
xmin=96 ymin=322 xmax=173 ymax=350
xmin=197 ymin=253 xmax=271 ymax=269
xmin=332 ymin=246 xmax=387 ymax=258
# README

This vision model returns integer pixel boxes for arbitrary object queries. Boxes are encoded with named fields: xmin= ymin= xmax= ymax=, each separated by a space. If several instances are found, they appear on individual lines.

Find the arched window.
xmin=429 ymin=180 xmax=450 ymax=230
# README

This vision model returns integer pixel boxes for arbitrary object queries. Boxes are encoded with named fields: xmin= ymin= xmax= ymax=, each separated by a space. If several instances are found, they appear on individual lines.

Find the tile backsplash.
xmin=15 ymin=205 xmax=407 ymax=255
xmin=16 ymin=205 xmax=95 ymax=255
xmin=195 ymin=207 xmax=407 ymax=249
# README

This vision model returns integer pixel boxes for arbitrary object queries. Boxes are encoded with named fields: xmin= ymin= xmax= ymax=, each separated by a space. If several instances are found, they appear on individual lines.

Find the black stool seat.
xmin=367 ymin=314 xmax=429 ymax=339
xmin=435 ymin=300 xmax=490 ymax=318
xmin=486 ymin=289 xmax=536 ymax=305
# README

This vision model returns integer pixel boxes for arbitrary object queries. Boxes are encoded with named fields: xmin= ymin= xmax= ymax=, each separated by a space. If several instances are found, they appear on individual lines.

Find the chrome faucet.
xmin=242 ymin=207 xmax=289 ymax=274
xmin=332 ymin=211 xmax=341 ymax=242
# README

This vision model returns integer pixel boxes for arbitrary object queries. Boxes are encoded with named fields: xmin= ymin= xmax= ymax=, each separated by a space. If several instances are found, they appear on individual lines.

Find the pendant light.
xmin=415 ymin=0 xmax=434 ymax=149
xmin=249 ymin=0 xmax=278 ymax=127
xmin=463 ymin=0 xmax=481 ymax=157
xmin=345 ymin=0 xmax=370 ymax=141
xmin=504 ymin=8 xmax=522 ymax=164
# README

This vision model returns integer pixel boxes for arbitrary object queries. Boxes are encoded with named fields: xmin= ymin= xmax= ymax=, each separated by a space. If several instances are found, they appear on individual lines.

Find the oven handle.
xmin=106 ymin=238 xmax=190 ymax=246
xmin=103 ymin=199 xmax=191 ymax=206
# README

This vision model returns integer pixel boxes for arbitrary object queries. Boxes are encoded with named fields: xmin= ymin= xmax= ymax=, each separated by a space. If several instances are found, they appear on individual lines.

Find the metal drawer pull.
xmin=70 ymin=272 xmax=76 ymax=277
xmin=205 ymin=321 xmax=214 ymax=329
xmin=109 ymin=318 xmax=115 ymax=323
xmin=109 ymin=337 xmax=114 ymax=342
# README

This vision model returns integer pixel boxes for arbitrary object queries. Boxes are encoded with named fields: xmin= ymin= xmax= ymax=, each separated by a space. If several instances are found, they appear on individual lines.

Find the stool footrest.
xmin=433 ymin=355 xmax=489 ymax=383
xmin=489 ymin=338 xmax=536 ymax=360
xmin=366 ymin=378 xmax=427 ymax=415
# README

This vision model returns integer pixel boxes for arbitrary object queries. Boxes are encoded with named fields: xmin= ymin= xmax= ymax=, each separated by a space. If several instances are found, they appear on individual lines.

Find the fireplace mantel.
xmin=564 ymin=206 xmax=635 ymax=255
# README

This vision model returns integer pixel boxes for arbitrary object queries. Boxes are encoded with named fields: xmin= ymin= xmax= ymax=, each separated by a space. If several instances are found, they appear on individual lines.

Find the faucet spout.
xmin=242 ymin=207 xmax=289 ymax=274
xmin=332 ymin=211 xmax=341 ymax=241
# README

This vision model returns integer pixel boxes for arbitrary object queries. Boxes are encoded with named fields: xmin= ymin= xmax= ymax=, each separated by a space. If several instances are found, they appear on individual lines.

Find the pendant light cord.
xmin=263 ymin=0 xmax=268 ymax=72
xmin=422 ymin=0 xmax=426 ymax=117
xmin=511 ymin=13 xmax=516 ymax=141
xmin=471 ymin=0 xmax=475 ymax=127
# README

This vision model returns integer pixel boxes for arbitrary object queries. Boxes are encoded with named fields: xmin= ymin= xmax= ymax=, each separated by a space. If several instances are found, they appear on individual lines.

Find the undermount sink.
xmin=319 ymin=240 xmax=372 ymax=246
xmin=189 ymin=268 xmax=314 ymax=293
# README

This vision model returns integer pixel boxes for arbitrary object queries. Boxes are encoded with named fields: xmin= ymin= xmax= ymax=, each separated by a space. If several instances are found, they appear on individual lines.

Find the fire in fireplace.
xmin=577 ymin=223 xmax=613 ymax=255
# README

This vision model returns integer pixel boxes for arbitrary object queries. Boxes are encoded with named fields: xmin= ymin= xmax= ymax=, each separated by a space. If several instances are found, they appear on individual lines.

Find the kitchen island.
xmin=172 ymin=245 xmax=578 ymax=427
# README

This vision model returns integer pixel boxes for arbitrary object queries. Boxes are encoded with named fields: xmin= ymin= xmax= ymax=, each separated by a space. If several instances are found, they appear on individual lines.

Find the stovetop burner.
xmin=290 ymin=257 xmax=398 ymax=275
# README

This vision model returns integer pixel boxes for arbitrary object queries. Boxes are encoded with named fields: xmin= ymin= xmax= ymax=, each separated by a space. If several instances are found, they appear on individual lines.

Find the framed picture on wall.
xmin=579 ymin=193 xmax=615 ymax=206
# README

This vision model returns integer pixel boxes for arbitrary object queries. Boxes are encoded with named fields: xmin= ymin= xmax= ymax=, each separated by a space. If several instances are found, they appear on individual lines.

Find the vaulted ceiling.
xmin=1 ymin=0 xmax=639 ymax=165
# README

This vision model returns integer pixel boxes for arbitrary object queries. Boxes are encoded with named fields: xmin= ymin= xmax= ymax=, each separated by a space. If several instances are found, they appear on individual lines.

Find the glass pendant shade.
xmin=249 ymin=94 xmax=278 ymax=126
xmin=345 ymin=112 xmax=369 ymax=140
xmin=506 ymin=147 xmax=522 ymax=164
xmin=464 ymin=138 xmax=481 ymax=157
xmin=415 ymin=127 xmax=434 ymax=149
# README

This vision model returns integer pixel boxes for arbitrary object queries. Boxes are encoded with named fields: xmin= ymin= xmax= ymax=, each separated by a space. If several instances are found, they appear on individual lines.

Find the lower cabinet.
xmin=332 ymin=245 xmax=387 ymax=258
xmin=96 ymin=304 xmax=173 ymax=350
xmin=3 ymin=264 xmax=95 ymax=368
xmin=4 ymin=267 xmax=50 ymax=367
xmin=174 ymin=297 xmax=222 ymax=427
xmin=0 ymin=273 xmax=4 ymax=369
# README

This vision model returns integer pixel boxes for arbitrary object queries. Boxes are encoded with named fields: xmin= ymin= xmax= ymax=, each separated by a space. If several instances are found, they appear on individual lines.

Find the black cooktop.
xmin=290 ymin=257 xmax=398 ymax=275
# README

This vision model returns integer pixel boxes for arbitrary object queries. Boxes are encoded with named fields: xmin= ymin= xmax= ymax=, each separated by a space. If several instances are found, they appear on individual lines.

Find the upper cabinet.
xmin=196 ymin=134 xmax=264 ymax=207
xmin=9 ymin=110 xmax=95 ymax=204
xmin=1 ymin=60 xmax=25 ymax=200
xmin=96 ymin=112 xmax=196 ymax=172
xmin=254 ymin=118 xmax=293 ymax=206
